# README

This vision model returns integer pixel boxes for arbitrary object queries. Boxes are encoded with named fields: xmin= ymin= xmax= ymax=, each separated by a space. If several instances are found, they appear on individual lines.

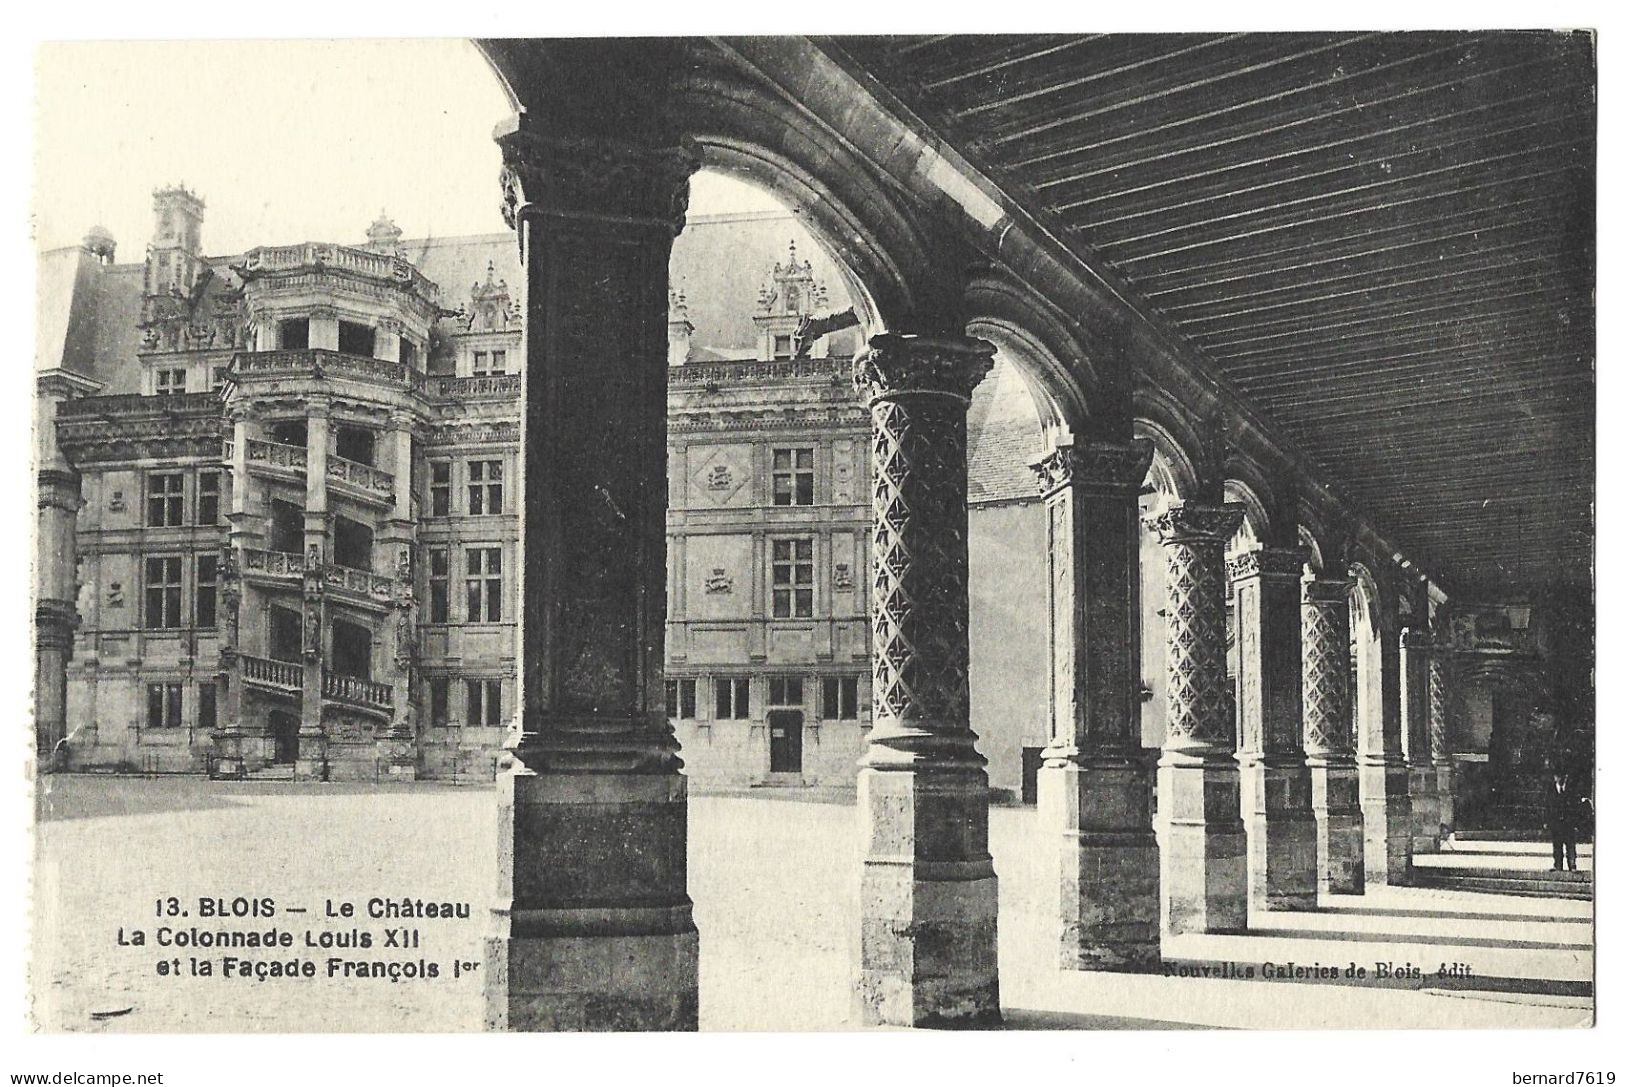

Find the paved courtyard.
xmin=31 ymin=776 xmax=1592 ymax=1032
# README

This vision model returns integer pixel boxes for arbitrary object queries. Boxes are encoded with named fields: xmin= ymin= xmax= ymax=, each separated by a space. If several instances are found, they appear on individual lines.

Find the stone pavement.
xmin=31 ymin=776 xmax=1592 ymax=1031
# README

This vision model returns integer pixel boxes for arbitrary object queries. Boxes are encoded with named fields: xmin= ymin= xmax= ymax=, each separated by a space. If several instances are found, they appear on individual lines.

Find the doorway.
xmin=270 ymin=712 xmax=299 ymax=765
xmin=768 ymin=709 xmax=803 ymax=774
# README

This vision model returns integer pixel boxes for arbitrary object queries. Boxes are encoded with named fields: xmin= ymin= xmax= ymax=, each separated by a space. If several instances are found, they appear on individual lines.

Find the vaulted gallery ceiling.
xmin=828 ymin=33 xmax=1595 ymax=594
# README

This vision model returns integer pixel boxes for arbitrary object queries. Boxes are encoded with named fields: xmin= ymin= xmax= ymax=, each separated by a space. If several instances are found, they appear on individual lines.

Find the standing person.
xmin=1549 ymin=762 xmax=1581 ymax=872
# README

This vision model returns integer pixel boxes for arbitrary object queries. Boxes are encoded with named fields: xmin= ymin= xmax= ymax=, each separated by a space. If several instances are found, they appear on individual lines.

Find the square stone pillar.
xmin=1145 ymin=502 xmax=1249 ymax=934
xmin=1400 ymin=628 xmax=1441 ymax=854
xmin=1301 ymin=576 xmax=1363 ymax=894
xmin=1356 ymin=593 xmax=1412 ymax=886
xmin=483 ymin=116 xmax=701 ymax=1032
xmin=1032 ymin=439 xmax=1160 ymax=971
xmin=1230 ymin=546 xmax=1318 ymax=911
xmin=853 ymin=333 xmax=1000 ymax=1027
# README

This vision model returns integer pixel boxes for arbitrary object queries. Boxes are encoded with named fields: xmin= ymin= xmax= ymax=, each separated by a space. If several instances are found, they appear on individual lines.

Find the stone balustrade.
xmin=236 ymin=242 xmax=439 ymax=302
xmin=667 ymin=356 xmax=850 ymax=386
xmin=322 ymin=670 xmax=393 ymax=711
xmin=431 ymin=374 xmax=522 ymax=399
xmin=241 ymin=654 xmax=303 ymax=692
xmin=321 ymin=562 xmax=396 ymax=603
xmin=325 ymin=454 xmax=394 ymax=501
xmin=240 ymin=548 xmax=305 ymax=580
xmin=244 ymin=437 xmax=308 ymax=472
xmin=231 ymin=349 xmax=427 ymax=391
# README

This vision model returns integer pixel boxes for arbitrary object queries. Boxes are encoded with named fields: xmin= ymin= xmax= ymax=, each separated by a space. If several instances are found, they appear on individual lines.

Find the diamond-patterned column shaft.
xmin=1429 ymin=648 xmax=1456 ymax=839
xmin=1146 ymin=501 xmax=1248 ymax=934
xmin=1032 ymin=439 xmax=1159 ymax=971
xmin=1400 ymin=627 xmax=1441 ymax=855
xmin=485 ymin=115 xmax=701 ymax=1033
xmin=1357 ymin=606 xmax=1413 ymax=887
xmin=1302 ymin=578 xmax=1354 ymax=757
xmin=1146 ymin=503 xmax=1246 ymax=751
xmin=1302 ymin=575 xmax=1363 ymax=894
xmin=852 ymin=332 xmax=1000 ymax=1027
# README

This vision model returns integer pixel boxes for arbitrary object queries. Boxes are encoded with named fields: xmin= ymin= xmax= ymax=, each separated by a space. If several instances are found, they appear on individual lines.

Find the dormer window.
xmin=154 ymin=368 xmax=186 ymax=396
xmin=773 ymin=335 xmax=794 ymax=360
xmin=338 ymin=320 xmax=376 ymax=357
xmin=399 ymin=339 xmax=418 ymax=368
xmin=472 ymin=350 xmax=507 ymax=376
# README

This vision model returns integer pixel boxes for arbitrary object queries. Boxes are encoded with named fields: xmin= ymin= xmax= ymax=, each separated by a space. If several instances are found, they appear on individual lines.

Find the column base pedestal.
xmin=1157 ymin=749 xmax=1247 ymax=935
xmin=376 ymin=736 xmax=418 ymax=781
xmin=485 ymin=765 xmax=698 ymax=1032
xmin=1038 ymin=760 xmax=1160 ymax=970
xmin=1360 ymin=758 xmax=1413 ymax=886
xmin=1409 ymin=764 xmax=1441 ymax=854
xmin=1240 ymin=756 xmax=1318 ymax=911
xmin=1434 ymin=759 xmax=1456 ymax=841
xmin=294 ymin=732 xmax=327 ymax=782
xmin=1308 ymin=755 xmax=1365 ymax=894
xmin=485 ymin=930 xmax=699 ymax=1032
xmin=856 ymin=766 xmax=1001 ymax=1028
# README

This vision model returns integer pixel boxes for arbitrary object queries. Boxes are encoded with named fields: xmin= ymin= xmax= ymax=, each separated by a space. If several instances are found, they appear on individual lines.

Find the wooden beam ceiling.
xmin=835 ymin=32 xmax=1595 ymax=591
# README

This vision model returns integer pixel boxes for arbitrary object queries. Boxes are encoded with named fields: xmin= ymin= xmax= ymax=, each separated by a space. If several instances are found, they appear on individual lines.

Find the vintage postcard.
xmin=17 ymin=23 xmax=1600 ymax=1078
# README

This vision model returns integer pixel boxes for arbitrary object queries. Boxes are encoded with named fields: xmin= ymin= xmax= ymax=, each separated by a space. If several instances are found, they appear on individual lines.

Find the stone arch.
xmin=1296 ymin=504 xmax=1347 ymax=578
xmin=1297 ymin=525 xmax=1325 ymax=575
xmin=1132 ymin=388 xmax=1206 ymax=503
xmin=669 ymin=66 xmax=953 ymax=337
xmin=965 ymin=270 xmax=1102 ymax=441
xmin=1222 ymin=477 xmax=1271 ymax=554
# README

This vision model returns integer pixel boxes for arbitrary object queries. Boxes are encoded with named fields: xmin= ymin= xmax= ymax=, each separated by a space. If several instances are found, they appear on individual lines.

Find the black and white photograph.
xmin=9 ymin=14 xmax=1607 ymax=1082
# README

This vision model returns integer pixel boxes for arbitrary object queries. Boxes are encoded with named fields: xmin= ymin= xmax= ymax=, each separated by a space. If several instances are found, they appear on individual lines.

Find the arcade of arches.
xmin=437 ymin=38 xmax=1596 ymax=1031
xmin=33 ymin=37 xmax=1587 ymax=1033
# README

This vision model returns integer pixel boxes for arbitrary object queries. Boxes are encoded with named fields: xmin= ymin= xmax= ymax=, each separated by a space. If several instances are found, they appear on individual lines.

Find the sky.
xmin=32 ymin=39 xmax=781 ymax=257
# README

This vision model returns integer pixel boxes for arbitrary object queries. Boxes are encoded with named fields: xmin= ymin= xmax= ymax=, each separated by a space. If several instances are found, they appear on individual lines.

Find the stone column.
xmin=483 ymin=117 xmax=701 ymax=1033
xmin=1301 ymin=576 xmax=1363 ymax=894
xmin=219 ymin=406 xmax=255 ymax=775
xmin=1430 ymin=649 xmax=1455 ymax=842
xmin=1032 ymin=439 xmax=1159 ymax=970
xmin=35 ymin=466 xmax=82 ymax=762
xmin=1230 ymin=546 xmax=1318 ymax=911
xmin=1401 ymin=628 xmax=1441 ymax=854
xmin=297 ymin=399 xmax=330 ymax=780
xmin=853 ymin=332 xmax=999 ymax=1027
xmin=1358 ymin=609 xmax=1412 ymax=886
xmin=1145 ymin=502 xmax=1248 ymax=934
xmin=215 ymin=543 xmax=244 ymax=777
xmin=376 ymin=410 xmax=419 ymax=778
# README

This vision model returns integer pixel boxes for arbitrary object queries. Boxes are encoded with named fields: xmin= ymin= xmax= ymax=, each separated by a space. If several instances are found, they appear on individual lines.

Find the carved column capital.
xmin=1144 ymin=500 xmax=1245 ymax=545
xmin=495 ymin=119 xmax=702 ymax=234
xmin=851 ymin=333 xmax=994 ymax=406
xmin=1227 ymin=545 xmax=1308 ymax=583
xmin=1302 ymin=575 xmax=1352 ymax=604
xmin=1031 ymin=438 xmax=1153 ymax=498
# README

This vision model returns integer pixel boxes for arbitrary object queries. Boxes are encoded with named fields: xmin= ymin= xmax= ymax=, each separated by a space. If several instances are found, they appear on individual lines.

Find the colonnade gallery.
xmin=33 ymin=35 xmax=1593 ymax=1029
